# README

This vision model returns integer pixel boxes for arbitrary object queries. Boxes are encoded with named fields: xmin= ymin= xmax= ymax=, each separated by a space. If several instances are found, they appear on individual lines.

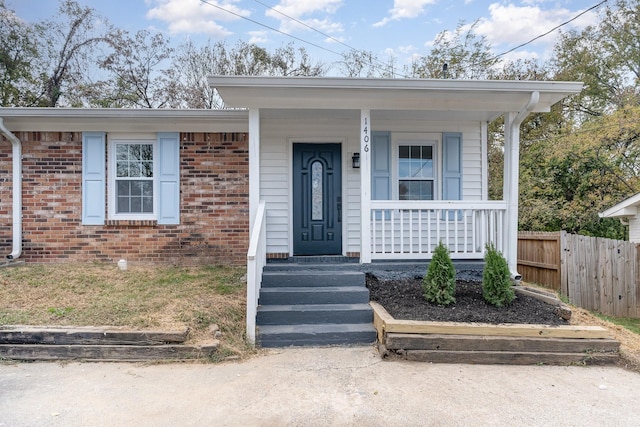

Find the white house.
xmin=599 ymin=193 xmax=640 ymax=242
xmin=0 ymin=76 xmax=582 ymax=346
xmin=208 ymin=76 xmax=583 ymax=343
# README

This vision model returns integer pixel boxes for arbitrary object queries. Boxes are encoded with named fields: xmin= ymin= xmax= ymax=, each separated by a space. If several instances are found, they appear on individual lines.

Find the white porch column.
xmin=360 ymin=109 xmax=372 ymax=263
xmin=504 ymin=91 xmax=539 ymax=280
xmin=504 ymin=112 xmax=520 ymax=279
xmin=248 ymin=108 xmax=260 ymax=234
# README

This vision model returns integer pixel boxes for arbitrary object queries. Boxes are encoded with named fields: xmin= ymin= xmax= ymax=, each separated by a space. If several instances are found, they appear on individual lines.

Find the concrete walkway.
xmin=1 ymin=346 xmax=639 ymax=426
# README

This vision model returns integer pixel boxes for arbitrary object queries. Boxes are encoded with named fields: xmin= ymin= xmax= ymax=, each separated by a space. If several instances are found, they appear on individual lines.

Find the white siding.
xmin=259 ymin=112 xmax=485 ymax=256
xmin=629 ymin=216 xmax=640 ymax=243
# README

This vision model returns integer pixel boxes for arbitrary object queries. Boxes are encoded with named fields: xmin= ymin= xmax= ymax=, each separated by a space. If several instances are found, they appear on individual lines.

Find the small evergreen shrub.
xmin=482 ymin=243 xmax=515 ymax=307
xmin=423 ymin=242 xmax=456 ymax=306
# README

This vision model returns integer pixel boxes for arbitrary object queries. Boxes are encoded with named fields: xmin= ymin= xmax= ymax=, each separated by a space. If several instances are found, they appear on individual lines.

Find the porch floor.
xmin=266 ymin=257 xmax=485 ymax=281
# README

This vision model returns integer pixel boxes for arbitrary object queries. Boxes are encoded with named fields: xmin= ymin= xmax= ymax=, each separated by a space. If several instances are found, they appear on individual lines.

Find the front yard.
xmin=0 ymin=263 xmax=252 ymax=360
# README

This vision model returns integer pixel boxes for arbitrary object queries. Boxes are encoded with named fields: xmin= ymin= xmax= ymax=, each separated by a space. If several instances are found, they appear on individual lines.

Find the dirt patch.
xmin=367 ymin=275 xmax=569 ymax=325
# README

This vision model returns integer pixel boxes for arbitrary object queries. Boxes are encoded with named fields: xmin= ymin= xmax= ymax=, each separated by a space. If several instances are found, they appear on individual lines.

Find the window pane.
xmin=142 ymin=181 xmax=153 ymax=197
xmin=131 ymin=181 xmax=143 ymax=196
xmin=116 ymin=162 xmax=128 ymax=177
xmin=141 ymin=144 xmax=153 ymax=160
xmin=129 ymin=144 xmax=141 ymax=160
xmin=399 ymin=146 xmax=409 ymax=158
xmin=410 ymin=159 xmax=422 ymax=177
xmin=311 ymin=161 xmax=323 ymax=221
xmin=116 ymin=145 xmax=128 ymax=160
xmin=117 ymin=180 xmax=130 ymax=196
xmin=130 ymin=196 xmax=141 ymax=213
xmin=142 ymin=161 xmax=153 ymax=177
xmin=398 ymin=159 xmax=410 ymax=178
xmin=419 ymin=159 xmax=433 ymax=177
xmin=422 ymin=146 xmax=433 ymax=159
xmin=117 ymin=196 xmax=130 ymax=213
xmin=129 ymin=162 xmax=141 ymax=177
xmin=142 ymin=196 xmax=153 ymax=213
xmin=410 ymin=146 xmax=420 ymax=159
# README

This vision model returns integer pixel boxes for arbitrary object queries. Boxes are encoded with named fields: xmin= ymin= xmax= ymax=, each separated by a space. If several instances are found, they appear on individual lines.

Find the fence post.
xmin=559 ymin=231 xmax=567 ymax=297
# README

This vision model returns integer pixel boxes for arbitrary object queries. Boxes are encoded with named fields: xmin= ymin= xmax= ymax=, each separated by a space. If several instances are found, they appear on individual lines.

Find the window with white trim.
xmin=109 ymin=140 xmax=158 ymax=220
xmin=398 ymin=144 xmax=435 ymax=200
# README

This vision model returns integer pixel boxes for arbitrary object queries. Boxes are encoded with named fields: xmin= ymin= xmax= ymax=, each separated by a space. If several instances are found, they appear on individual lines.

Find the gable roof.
xmin=599 ymin=193 xmax=640 ymax=219
xmin=209 ymin=76 xmax=583 ymax=122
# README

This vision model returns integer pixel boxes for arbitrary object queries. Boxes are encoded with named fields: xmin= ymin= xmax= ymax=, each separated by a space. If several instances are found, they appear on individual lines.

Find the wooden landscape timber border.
xmin=371 ymin=286 xmax=621 ymax=365
xmin=0 ymin=325 xmax=219 ymax=362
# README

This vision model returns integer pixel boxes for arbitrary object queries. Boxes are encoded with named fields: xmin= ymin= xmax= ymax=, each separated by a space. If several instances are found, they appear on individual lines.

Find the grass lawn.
xmin=0 ymin=263 xmax=253 ymax=360
xmin=595 ymin=314 xmax=640 ymax=335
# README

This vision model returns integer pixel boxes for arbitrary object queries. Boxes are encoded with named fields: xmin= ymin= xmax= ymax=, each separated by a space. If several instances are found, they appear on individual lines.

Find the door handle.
xmin=337 ymin=196 xmax=342 ymax=223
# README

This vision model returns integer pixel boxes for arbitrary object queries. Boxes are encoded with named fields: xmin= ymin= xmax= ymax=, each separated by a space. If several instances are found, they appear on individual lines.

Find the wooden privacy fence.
xmin=518 ymin=231 xmax=640 ymax=318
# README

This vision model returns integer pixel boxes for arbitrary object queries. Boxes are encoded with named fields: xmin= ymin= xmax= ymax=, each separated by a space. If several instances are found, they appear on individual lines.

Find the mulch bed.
xmin=367 ymin=275 xmax=569 ymax=326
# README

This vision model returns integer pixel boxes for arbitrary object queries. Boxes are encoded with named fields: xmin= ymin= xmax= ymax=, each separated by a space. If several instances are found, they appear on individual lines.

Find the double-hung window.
xmin=82 ymin=132 xmax=180 ymax=225
xmin=398 ymin=144 xmax=435 ymax=200
xmin=371 ymin=132 xmax=461 ymax=204
xmin=110 ymin=140 xmax=157 ymax=219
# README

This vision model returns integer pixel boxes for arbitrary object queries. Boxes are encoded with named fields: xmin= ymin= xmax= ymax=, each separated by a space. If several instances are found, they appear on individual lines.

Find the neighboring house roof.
xmin=0 ymin=108 xmax=248 ymax=132
xmin=599 ymin=193 xmax=640 ymax=219
xmin=209 ymin=76 xmax=584 ymax=122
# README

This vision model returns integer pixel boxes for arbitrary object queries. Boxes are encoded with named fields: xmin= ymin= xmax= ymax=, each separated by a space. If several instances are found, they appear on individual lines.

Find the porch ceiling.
xmin=210 ymin=76 xmax=583 ymax=119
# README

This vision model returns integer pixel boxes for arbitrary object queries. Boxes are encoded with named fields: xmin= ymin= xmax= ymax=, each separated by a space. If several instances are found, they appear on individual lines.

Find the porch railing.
xmin=370 ymin=200 xmax=507 ymax=260
xmin=246 ymin=200 xmax=267 ymax=345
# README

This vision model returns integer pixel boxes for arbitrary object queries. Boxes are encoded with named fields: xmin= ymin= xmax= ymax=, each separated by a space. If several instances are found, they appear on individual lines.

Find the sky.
xmin=8 ymin=0 xmax=603 ymax=75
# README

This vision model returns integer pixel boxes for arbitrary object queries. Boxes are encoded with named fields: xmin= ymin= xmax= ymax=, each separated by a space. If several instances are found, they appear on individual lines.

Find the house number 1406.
xmin=363 ymin=117 xmax=369 ymax=152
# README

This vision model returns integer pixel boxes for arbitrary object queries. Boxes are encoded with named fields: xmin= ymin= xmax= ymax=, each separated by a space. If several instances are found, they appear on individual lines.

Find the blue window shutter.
xmin=82 ymin=132 xmax=106 ymax=225
xmin=442 ymin=132 xmax=462 ymax=200
xmin=371 ymin=132 xmax=391 ymax=200
xmin=157 ymin=132 xmax=180 ymax=225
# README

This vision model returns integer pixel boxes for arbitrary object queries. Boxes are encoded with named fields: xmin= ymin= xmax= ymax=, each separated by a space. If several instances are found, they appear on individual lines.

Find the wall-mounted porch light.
xmin=352 ymin=152 xmax=360 ymax=169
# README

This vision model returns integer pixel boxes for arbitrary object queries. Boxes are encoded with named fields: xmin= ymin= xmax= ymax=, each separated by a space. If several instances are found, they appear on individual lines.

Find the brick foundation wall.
xmin=0 ymin=131 xmax=249 ymax=265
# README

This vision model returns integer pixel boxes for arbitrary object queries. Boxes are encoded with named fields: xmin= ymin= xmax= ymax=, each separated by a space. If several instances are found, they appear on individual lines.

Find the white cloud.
xmin=265 ymin=0 xmax=342 ymax=18
xmin=474 ymin=2 xmax=599 ymax=51
xmin=146 ymin=0 xmax=251 ymax=37
xmin=374 ymin=0 xmax=437 ymax=27
xmin=265 ymin=0 xmax=344 ymax=36
xmin=248 ymin=30 xmax=269 ymax=44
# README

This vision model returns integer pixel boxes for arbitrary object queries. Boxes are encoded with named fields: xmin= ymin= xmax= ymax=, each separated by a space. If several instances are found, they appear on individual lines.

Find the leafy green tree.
xmin=553 ymin=0 xmax=640 ymax=117
xmin=423 ymin=242 xmax=456 ymax=306
xmin=410 ymin=20 xmax=498 ymax=79
xmin=96 ymin=29 xmax=173 ymax=108
xmin=0 ymin=1 xmax=40 ymax=106
xmin=166 ymin=40 xmax=326 ymax=109
xmin=482 ymin=244 xmax=515 ymax=307
xmin=38 ymin=0 xmax=113 ymax=106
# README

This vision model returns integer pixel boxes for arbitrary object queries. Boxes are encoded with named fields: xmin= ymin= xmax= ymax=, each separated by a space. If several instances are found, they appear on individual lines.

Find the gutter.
xmin=507 ymin=91 xmax=540 ymax=281
xmin=0 ymin=118 xmax=22 ymax=260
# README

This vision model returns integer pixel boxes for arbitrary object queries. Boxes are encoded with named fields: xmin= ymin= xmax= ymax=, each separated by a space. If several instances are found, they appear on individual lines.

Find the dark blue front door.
xmin=293 ymin=143 xmax=342 ymax=256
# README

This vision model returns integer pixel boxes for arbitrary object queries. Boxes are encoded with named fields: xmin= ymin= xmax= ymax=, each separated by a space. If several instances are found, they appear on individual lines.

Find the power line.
xmin=198 ymin=0 xmax=344 ymax=60
xmin=201 ymin=0 xmax=609 ymax=77
xmin=491 ymin=0 xmax=609 ymax=61
xmin=252 ymin=0 xmax=404 ymax=77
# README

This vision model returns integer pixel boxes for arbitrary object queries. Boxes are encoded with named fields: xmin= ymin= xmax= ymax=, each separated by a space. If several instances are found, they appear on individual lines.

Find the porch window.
xmin=109 ymin=140 xmax=157 ymax=220
xmin=372 ymin=131 xmax=460 ymax=203
xmin=398 ymin=145 xmax=434 ymax=200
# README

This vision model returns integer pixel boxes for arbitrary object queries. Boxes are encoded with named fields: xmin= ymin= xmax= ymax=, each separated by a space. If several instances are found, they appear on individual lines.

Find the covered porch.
xmin=209 ymin=76 xmax=582 ymax=344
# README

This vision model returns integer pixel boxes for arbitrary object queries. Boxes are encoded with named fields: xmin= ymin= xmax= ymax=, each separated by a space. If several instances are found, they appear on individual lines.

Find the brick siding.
xmin=0 ymin=131 xmax=249 ymax=265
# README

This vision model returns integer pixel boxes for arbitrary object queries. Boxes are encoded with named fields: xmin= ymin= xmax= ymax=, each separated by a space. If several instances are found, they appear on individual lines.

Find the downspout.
xmin=0 ymin=118 xmax=22 ymax=260
xmin=506 ymin=91 xmax=539 ymax=280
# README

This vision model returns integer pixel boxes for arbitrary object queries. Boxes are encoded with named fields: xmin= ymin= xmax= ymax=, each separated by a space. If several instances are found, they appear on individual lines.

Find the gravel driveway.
xmin=1 ymin=345 xmax=639 ymax=426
